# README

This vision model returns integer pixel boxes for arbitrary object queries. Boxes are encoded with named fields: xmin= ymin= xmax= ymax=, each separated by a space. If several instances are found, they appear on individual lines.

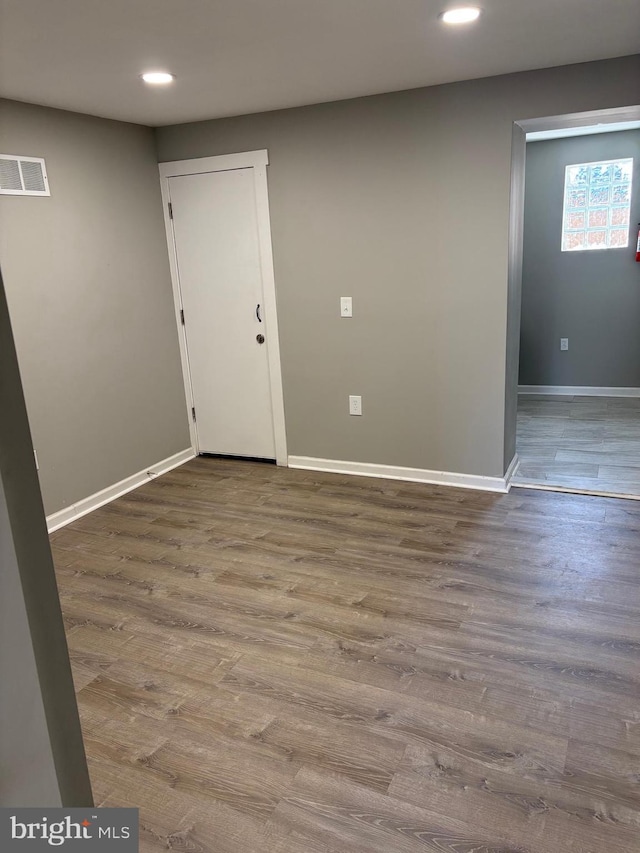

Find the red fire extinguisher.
xmin=636 ymin=224 xmax=640 ymax=262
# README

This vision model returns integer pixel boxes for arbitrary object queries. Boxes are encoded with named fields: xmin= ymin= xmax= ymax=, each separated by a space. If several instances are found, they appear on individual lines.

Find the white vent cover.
xmin=0 ymin=154 xmax=49 ymax=196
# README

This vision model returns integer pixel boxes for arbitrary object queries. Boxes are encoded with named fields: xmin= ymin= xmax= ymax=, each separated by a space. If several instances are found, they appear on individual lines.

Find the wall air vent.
xmin=0 ymin=154 xmax=49 ymax=196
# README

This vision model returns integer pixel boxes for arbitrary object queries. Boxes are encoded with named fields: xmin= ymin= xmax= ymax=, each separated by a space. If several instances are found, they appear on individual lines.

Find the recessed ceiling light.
xmin=440 ymin=7 xmax=481 ymax=24
xmin=141 ymin=72 xmax=175 ymax=85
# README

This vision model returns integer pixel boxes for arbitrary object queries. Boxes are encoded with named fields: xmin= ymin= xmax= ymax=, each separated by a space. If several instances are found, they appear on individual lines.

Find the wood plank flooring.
xmin=49 ymin=457 xmax=640 ymax=853
xmin=514 ymin=394 xmax=640 ymax=497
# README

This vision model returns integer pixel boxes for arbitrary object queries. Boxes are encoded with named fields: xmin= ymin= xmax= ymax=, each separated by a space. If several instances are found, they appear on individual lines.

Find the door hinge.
xmin=168 ymin=201 xmax=173 ymax=219
xmin=180 ymin=308 xmax=185 ymax=325
xmin=191 ymin=406 xmax=196 ymax=422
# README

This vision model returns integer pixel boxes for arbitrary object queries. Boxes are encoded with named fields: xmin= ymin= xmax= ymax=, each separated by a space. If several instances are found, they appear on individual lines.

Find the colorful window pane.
xmin=587 ymin=230 xmax=607 ymax=247
xmin=611 ymin=206 xmax=630 ymax=227
xmin=566 ymin=165 xmax=589 ymax=186
xmin=561 ymin=158 xmax=633 ymax=251
xmin=563 ymin=231 xmax=586 ymax=251
xmin=566 ymin=211 xmax=585 ymax=230
xmin=589 ymin=186 xmax=609 ymax=206
xmin=567 ymin=189 xmax=587 ymax=208
xmin=612 ymin=184 xmax=630 ymax=204
xmin=588 ymin=208 xmax=608 ymax=228
xmin=590 ymin=164 xmax=613 ymax=184
xmin=610 ymin=228 xmax=628 ymax=247
xmin=613 ymin=161 xmax=633 ymax=182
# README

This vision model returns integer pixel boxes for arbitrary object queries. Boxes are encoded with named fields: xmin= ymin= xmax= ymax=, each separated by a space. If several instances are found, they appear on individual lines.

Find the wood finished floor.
xmin=50 ymin=457 xmax=640 ymax=853
xmin=514 ymin=395 xmax=640 ymax=497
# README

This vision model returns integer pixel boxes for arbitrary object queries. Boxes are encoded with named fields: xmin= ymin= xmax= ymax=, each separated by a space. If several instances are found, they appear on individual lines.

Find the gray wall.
xmin=157 ymin=55 xmax=640 ymax=478
xmin=0 ymin=481 xmax=61 ymax=806
xmin=519 ymin=129 xmax=640 ymax=387
xmin=0 ymin=99 xmax=190 ymax=516
xmin=0 ymin=272 xmax=92 ymax=807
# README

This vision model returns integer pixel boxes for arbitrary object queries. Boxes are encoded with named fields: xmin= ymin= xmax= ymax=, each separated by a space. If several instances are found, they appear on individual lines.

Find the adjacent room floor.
xmin=50 ymin=457 xmax=640 ymax=853
xmin=513 ymin=394 xmax=640 ymax=497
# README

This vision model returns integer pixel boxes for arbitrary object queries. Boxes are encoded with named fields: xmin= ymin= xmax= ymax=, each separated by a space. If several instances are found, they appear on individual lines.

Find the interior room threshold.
xmin=511 ymin=480 xmax=640 ymax=501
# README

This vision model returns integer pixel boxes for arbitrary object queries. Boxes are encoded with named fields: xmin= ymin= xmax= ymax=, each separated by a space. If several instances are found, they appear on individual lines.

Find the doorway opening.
xmin=505 ymin=106 xmax=640 ymax=498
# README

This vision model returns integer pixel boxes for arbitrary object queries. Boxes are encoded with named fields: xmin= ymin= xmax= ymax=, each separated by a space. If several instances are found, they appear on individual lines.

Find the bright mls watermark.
xmin=1 ymin=809 xmax=138 ymax=851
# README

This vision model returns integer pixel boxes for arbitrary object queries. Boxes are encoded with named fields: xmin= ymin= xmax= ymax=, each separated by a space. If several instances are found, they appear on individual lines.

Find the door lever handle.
xmin=256 ymin=303 xmax=262 ymax=322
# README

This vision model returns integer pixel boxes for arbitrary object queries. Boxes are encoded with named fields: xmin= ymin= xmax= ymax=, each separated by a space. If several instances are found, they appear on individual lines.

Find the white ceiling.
xmin=0 ymin=0 xmax=639 ymax=127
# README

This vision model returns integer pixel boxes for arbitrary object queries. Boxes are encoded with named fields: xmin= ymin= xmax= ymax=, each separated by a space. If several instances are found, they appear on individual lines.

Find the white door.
xmin=168 ymin=168 xmax=276 ymax=459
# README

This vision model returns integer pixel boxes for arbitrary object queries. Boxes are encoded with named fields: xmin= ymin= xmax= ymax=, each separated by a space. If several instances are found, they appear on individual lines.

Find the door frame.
xmin=504 ymin=103 xmax=640 ymax=489
xmin=158 ymin=150 xmax=288 ymax=465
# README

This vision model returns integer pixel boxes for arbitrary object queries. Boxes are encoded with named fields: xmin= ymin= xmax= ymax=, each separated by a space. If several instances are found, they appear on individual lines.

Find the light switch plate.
xmin=340 ymin=296 xmax=353 ymax=317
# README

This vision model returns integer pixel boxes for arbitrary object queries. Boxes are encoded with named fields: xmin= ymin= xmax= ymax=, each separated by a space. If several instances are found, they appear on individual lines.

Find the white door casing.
xmin=159 ymin=151 xmax=287 ymax=464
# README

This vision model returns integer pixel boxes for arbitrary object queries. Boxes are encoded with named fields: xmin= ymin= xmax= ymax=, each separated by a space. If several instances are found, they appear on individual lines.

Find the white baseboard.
xmin=288 ymin=455 xmax=517 ymax=494
xmin=46 ymin=448 xmax=195 ymax=533
xmin=518 ymin=385 xmax=640 ymax=397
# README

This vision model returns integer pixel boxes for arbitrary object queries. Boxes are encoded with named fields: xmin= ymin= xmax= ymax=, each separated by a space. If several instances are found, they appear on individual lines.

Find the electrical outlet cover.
xmin=349 ymin=395 xmax=362 ymax=415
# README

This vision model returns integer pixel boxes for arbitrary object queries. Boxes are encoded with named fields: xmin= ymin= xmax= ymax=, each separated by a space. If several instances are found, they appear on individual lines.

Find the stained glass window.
xmin=561 ymin=158 xmax=633 ymax=252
